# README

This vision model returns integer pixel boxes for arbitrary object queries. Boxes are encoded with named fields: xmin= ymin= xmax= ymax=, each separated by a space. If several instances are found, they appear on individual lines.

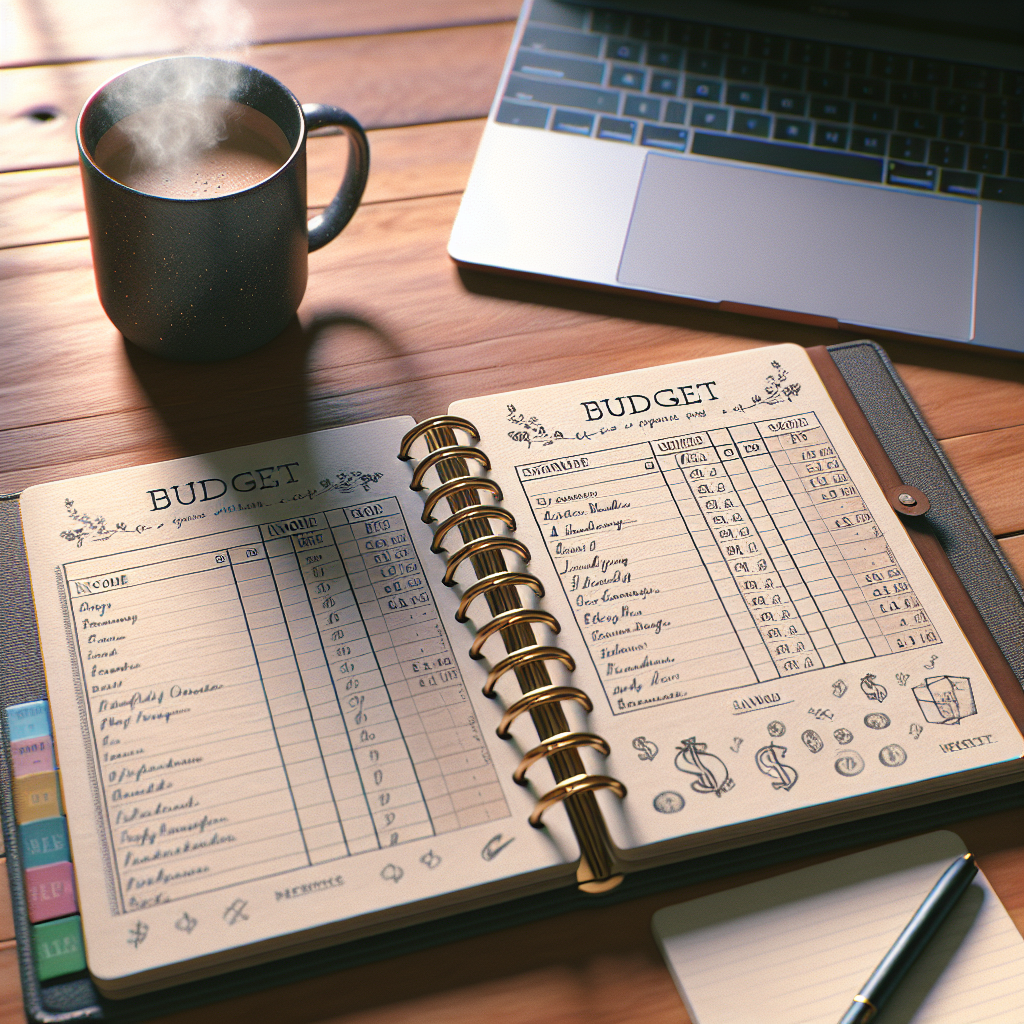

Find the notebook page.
xmin=652 ymin=831 xmax=1024 ymax=1024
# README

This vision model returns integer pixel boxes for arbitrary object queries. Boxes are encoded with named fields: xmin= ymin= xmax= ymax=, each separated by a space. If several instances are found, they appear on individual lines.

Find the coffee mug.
xmin=77 ymin=56 xmax=369 ymax=361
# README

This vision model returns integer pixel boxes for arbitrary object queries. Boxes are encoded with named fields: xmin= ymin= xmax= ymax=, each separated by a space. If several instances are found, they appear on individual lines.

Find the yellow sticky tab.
xmin=13 ymin=772 xmax=63 ymax=823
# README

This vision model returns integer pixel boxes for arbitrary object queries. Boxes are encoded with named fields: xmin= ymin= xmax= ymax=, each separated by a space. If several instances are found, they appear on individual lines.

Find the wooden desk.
xmin=1 ymin=2 xmax=1021 ymax=1020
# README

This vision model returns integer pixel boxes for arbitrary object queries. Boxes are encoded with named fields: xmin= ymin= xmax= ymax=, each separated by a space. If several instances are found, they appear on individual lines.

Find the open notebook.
xmin=653 ymin=830 xmax=1024 ymax=1024
xmin=6 ymin=343 xmax=1024 ymax=999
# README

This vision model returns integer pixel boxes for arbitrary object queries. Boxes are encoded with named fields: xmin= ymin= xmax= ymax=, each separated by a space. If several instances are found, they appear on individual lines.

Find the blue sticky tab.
xmin=6 ymin=701 xmax=52 ymax=741
xmin=20 ymin=817 xmax=70 ymax=869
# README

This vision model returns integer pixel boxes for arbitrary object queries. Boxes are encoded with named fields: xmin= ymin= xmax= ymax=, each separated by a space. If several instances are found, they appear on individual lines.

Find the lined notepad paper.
xmin=653 ymin=832 xmax=1024 ymax=1024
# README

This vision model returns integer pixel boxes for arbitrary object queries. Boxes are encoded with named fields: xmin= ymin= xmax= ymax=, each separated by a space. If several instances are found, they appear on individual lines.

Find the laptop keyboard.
xmin=496 ymin=0 xmax=1024 ymax=204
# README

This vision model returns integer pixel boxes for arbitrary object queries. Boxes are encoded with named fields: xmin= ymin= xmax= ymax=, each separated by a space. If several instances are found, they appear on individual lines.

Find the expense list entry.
xmin=518 ymin=413 xmax=939 ymax=714
xmin=64 ymin=498 xmax=508 ymax=911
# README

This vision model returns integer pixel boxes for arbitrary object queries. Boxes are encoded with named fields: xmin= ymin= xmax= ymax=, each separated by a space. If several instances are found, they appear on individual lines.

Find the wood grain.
xmin=0 ymin=864 xmax=12 ymax=946
xmin=1 ymin=0 xmax=520 ymax=68
xmin=0 ymin=119 xmax=484 ymax=249
xmin=0 ymin=23 xmax=514 ymax=173
xmin=941 ymin=425 xmax=1024 ymax=537
xmin=1002 ymin=535 xmax=1024 ymax=583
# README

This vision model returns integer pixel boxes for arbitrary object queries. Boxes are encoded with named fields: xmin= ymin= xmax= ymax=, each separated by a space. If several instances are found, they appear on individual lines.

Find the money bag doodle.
xmin=860 ymin=673 xmax=887 ymax=702
xmin=832 ymin=679 xmax=847 ymax=698
xmin=381 ymin=863 xmax=404 ymax=883
xmin=909 ymin=723 xmax=924 ymax=740
xmin=675 ymin=737 xmax=735 ymax=796
xmin=755 ymin=743 xmax=798 ymax=791
xmin=632 ymin=736 xmax=659 ymax=761
xmin=175 ymin=913 xmax=198 ymax=935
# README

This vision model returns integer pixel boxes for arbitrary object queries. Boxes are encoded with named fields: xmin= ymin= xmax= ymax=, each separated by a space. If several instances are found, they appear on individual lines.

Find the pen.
xmin=837 ymin=852 xmax=978 ymax=1024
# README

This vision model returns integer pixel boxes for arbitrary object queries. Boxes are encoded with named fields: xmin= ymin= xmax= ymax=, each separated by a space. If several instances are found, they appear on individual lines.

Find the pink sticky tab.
xmin=26 ymin=862 xmax=78 ymax=923
xmin=11 ymin=736 xmax=55 ymax=778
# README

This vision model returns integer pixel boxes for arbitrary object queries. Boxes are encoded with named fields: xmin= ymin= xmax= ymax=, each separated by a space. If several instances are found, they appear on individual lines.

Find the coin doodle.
xmin=675 ymin=737 xmax=735 ymax=796
xmin=879 ymin=743 xmax=908 ymax=767
xmin=632 ymin=736 xmax=659 ymax=761
xmin=834 ymin=751 xmax=865 ymax=776
xmin=860 ymin=673 xmax=887 ymax=702
xmin=864 ymin=713 xmax=891 ymax=730
xmin=175 ymin=913 xmax=198 ymax=934
xmin=767 ymin=720 xmax=786 ymax=738
xmin=127 ymin=921 xmax=148 ymax=948
xmin=833 ymin=728 xmax=854 ymax=745
xmin=832 ymin=679 xmax=847 ymax=698
xmin=653 ymin=791 xmax=685 ymax=814
xmin=381 ymin=863 xmax=404 ymax=883
xmin=755 ymin=743 xmax=798 ymax=791
xmin=801 ymin=729 xmax=823 ymax=753
xmin=420 ymin=850 xmax=441 ymax=870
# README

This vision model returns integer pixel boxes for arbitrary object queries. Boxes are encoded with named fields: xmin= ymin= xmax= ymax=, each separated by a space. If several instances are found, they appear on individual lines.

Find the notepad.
xmin=653 ymin=831 xmax=1024 ymax=1024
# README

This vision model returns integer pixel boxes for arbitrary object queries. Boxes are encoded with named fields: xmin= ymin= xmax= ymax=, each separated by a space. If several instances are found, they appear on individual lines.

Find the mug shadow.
xmin=125 ymin=310 xmax=404 ymax=455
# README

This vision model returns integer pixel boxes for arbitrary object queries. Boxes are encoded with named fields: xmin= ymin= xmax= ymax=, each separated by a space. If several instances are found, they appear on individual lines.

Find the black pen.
xmin=837 ymin=852 xmax=978 ymax=1024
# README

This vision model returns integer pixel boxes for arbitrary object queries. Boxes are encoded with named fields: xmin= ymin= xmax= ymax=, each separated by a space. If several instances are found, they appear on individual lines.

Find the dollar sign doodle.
xmin=755 ymin=743 xmax=799 ymax=791
xmin=674 ymin=737 xmax=734 ymax=797
xmin=632 ymin=736 xmax=659 ymax=761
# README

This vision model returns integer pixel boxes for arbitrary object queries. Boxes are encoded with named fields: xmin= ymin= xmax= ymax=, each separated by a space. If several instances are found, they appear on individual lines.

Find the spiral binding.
xmin=400 ymin=415 xmax=626 ymax=893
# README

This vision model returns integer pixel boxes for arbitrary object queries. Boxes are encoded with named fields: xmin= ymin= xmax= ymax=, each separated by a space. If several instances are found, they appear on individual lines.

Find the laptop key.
xmin=629 ymin=16 xmax=665 ymax=42
xmin=551 ymin=108 xmax=594 ymax=136
xmin=871 ymin=53 xmax=910 ymax=80
xmin=664 ymin=101 xmax=688 ymax=125
xmin=691 ymin=105 xmax=729 ymax=130
xmin=853 ymin=104 xmax=894 ymax=130
xmin=647 ymin=45 xmax=683 ymax=70
xmin=606 ymin=38 xmax=642 ymax=63
xmin=692 ymin=131 xmax=882 ymax=181
xmin=666 ymin=22 xmax=706 ymax=48
xmin=981 ymin=176 xmax=1024 ymax=203
xmin=685 ymin=77 xmax=722 ymax=102
xmin=529 ymin=0 xmax=586 ymax=28
xmin=650 ymin=73 xmax=681 ymax=96
xmin=896 ymin=110 xmax=939 ymax=136
xmin=848 ymin=77 xmax=887 ymax=102
xmin=789 ymin=40 xmax=826 ymax=68
xmin=506 ymin=75 xmax=619 ymax=114
xmin=890 ymin=134 xmax=927 ymax=162
xmin=496 ymin=100 xmax=549 ymax=129
xmin=912 ymin=59 xmax=952 ymax=87
xmin=1008 ymin=153 xmax=1024 ymax=177
xmin=939 ymin=169 xmax=980 ymax=196
xmin=748 ymin=33 xmax=787 ymax=63
xmin=936 ymin=90 xmax=982 ymax=116
xmin=732 ymin=112 xmax=771 ymax=137
xmin=687 ymin=52 xmax=724 ymax=76
xmin=727 ymin=84 xmax=765 ymax=108
xmin=624 ymin=95 xmax=662 ymax=120
xmin=929 ymin=140 xmax=966 ymax=168
xmin=514 ymin=51 xmax=604 ymax=84
xmin=774 ymin=118 xmax=811 ymax=144
xmin=640 ymin=125 xmax=689 ymax=151
xmin=815 ymin=125 xmax=849 ymax=148
xmin=521 ymin=26 xmax=602 ymax=58
xmin=1004 ymin=71 xmax=1024 ymax=98
xmin=968 ymin=147 xmax=1006 ymax=174
xmin=725 ymin=57 xmax=764 ymax=83
xmin=953 ymin=64 xmax=1000 ymax=93
xmin=984 ymin=96 xmax=1024 ymax=121
xmin=768 ymin=90 xmax=807 ymax=115
xmin=851 ymin=129 xmax=887 ymax=155
xmin=829 ymin=46 xmax=868 ymax=75
xmin=1008 ymin=126 xmax=1024 ymax=150
xmin=591 ymin=10 xmax=628 ymax=34
xmin=889 ymin=84 xmax=932 ymax=109
xmin=610 ymin=65 xmax=646 ymax=90
xmin=765 ymin=64 xmax=803 ymax=89
xmin=887 ymin=161 xmax=936 ymax=190
xmin=942 ymin=117 xmax=983 ymax=144
xmin=707 ymin=26 xmax=746 ymax=53
xmin=806 ymin=70 xmax=844 ymax=95
xmin=810 ymin=97 xmax=851 ymax=121
xmin=597 ymin=116 xmax=636 ymax=142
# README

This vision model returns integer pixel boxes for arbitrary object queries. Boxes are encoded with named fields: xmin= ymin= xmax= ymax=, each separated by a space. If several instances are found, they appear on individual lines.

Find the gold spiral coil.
xmin=401 ymin=414 xmax=625 ymax=891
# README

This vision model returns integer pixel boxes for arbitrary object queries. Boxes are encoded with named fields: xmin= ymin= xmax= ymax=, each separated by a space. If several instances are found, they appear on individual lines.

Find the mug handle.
xmin=301 ymin=104 xmax=370 ymax=252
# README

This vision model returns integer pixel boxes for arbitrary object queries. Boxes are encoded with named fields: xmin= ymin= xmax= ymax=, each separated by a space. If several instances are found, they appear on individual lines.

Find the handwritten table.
xmin=1 ymin=2 xmax=1021 ymax=1021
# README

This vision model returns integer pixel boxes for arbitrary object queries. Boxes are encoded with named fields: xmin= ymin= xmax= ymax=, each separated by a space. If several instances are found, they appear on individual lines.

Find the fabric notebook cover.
xmin=1 ymin=340 xmax=1022 ymax=1022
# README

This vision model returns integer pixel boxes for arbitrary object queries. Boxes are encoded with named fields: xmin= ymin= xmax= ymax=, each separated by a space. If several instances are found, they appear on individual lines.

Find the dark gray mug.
xmin=77 ymin=56 xmax=369 ymax=361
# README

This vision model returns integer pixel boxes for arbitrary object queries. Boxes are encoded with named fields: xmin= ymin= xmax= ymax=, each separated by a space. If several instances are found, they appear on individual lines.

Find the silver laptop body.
xmin=449 ymin=0 xmax=1024 ymax=353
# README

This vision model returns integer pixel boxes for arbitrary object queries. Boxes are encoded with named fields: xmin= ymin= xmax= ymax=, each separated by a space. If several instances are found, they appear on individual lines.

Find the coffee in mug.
xmin=77 ymin=57 xmax=369 ymax=362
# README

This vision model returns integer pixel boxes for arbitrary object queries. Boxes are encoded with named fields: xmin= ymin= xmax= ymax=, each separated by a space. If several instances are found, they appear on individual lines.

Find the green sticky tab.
xmin=32 ymin=915 xmax=86 ymax=981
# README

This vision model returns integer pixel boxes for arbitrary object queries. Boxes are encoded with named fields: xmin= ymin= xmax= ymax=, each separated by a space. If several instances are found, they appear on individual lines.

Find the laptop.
xmin=449 ymin=0 xmax=1024 ymax=354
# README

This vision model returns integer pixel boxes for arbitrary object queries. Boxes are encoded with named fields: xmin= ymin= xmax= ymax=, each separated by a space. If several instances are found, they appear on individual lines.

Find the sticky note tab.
xmin=26 ymin=861 xmax=78 ymax=922
xmin=10 ymin=735 xmax=55 ymax=777
xmin=6 ymin=700 xmax=51 ymax=742
xmin=19 ymin=817 xmax=70 ymax=869
xmin=32 ymin=915 xmax=86 ymax=981
xmin=13 ymin=771 xmax=62 ymax=823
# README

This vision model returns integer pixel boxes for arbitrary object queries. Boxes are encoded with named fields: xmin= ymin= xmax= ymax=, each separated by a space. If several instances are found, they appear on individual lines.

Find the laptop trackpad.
xmin=617 ymin=154 xmax=979 ymax=340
